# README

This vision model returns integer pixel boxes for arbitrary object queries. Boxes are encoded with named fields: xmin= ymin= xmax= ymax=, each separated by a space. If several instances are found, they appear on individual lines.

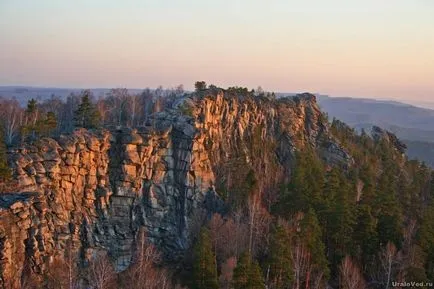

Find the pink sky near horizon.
xmin=1 ymin=0 xmax=433 ymax=104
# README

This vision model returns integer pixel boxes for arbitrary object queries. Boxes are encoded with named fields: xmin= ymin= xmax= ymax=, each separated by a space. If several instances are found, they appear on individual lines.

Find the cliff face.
xmin=0 ymin=91 xmax=351 ymax=287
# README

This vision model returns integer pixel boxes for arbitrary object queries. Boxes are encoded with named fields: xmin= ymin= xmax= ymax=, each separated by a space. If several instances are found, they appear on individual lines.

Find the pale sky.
xmin=1 ymin=0 xmax=433 ymax=103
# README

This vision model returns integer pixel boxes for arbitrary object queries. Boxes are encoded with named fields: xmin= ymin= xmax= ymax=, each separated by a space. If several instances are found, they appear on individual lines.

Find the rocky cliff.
xmin=0 ymin=90 xmax=352 ymax=287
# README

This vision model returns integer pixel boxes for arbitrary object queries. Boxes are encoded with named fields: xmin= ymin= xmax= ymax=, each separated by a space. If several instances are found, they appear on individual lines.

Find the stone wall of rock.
xmin=190 ymin=91 xmax=352 ymax=191
xmin=0 ymin=91 xmax=351 ymax=287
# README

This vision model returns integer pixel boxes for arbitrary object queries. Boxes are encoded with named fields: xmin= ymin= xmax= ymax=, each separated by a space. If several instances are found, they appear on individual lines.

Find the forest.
xmin=0 ymin=83 xmax=433 ymax=289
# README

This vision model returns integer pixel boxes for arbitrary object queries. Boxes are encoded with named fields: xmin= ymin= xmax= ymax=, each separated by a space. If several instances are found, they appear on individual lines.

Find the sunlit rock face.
xmin=0 ymin=91 xmax=351 ymax=287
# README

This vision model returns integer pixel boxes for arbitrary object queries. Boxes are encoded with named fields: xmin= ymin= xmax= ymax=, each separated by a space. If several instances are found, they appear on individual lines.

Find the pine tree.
xmin=192 ymin=228 xmax=219 ymax=289
xmin=322 ymin=167 xmax=340 ymax=208
xmin=44 ymin=112 xmax=57 ymax=134
xmin=233 ymin=253 xmax=250 ymax=289
xmin=74 ymin=90 xmax=100 ymax=129
xmin=267 ymin=224 xmax=292 ymax=289
xmin=195 ymin=81 xmax=207 ymax=92
xmin=38 ymin=111 xmax=57 ymax=137
xmin=300 ymin=208 xmax=330 ymax=283
xmin=249 ymin=260 xmax=265 ymax=289
xmin=0 ymin=125 xmax=10 ymax=183
xmin=302 ymin=150 xmax=325 ymax=212
xmin=233 ymin=252 xmax=264 ymax=289
xmin=419 ymin=204 xmax=434 ymax=280
xmin=325 ymin=168 xmax=356 ymax=269
xmin=429 ymin=171 xmax=434 ymax=200
xmin=375 ymin=167 xmax=403 ymax=248
xmin=26 ymin=99 xmax=38 ymax=125
xmin=354 ymin=204 xmax=379 ymax=267
xmin=22 ymin=98 xmax=39 ymax=140
xmin=26 ymin=98 xmax=37 ymax=111
xmin=277 ymin=149 xmax=325 ymax=216
xmin=358 ymin=164 xmax=377 ymax=206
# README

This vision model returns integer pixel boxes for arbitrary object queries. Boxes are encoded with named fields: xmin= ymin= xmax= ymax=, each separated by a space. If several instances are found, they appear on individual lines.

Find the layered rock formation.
xmin=0 ymin=91 xmax=352 ymax=287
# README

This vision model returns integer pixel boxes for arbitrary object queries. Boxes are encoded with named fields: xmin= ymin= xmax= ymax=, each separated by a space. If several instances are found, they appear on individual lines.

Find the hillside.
xmin=317 ymin=95 xmax=434 ymax=132
xmin=317 ymin=95 xmax=434 ymax=166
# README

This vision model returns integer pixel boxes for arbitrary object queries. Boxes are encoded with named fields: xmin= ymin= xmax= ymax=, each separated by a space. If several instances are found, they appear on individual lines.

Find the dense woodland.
xmin=1 ymin=83 xmax=434 ymax=288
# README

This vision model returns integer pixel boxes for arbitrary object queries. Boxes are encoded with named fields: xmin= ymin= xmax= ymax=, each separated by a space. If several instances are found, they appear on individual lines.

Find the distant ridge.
xmin=316 ymin=94 xmax=434 ymax=166
xmin=0 ymin=86 xmax=144 ymax=106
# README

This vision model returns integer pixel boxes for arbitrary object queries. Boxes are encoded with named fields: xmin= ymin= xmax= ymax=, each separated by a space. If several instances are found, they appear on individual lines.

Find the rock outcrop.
xmin=371 ymin=125 xmax=407 ymax=154
xmin=0 ymin=91 xmax=351 ymax=287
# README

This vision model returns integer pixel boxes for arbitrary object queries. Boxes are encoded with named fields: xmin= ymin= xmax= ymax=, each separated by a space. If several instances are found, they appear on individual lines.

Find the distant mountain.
xmin=317 ymin=95 xmax=434 ymax=132
xmin=316 ymin=95 xmax=434 ymax=166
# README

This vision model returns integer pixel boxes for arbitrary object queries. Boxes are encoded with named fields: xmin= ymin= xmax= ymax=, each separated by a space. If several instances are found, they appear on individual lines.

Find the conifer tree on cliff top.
xmin=74 ymin=90 xmax=100 ymax=129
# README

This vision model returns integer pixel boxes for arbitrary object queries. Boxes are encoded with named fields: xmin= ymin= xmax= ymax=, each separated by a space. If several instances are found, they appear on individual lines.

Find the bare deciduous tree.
xmin=379 ymin=242 xmax=398 ymax=289
xmin=61 ymin=93 xmax=81 ymax=133
xmin=121 ymin=228 xmax=171 ymax=289
xmin=0 ymin=98 xmax=23 ymax=145
xmin=128 ymin=94 xmax=140 ymax=127
xmin=106 ymin=88 xmax=130 ymax=127
xmin=46 ymin=253 xmax=80 ymax=289
xmin=292 ymin=240 xmax=310 ymax=289
xmin=87 ymin=251 xmax=116 ymax=289
xmin=288 ymin=212 xmax=326 ymax=289
xmin=219 ymin=256 xmax=237 ymax=289
xmin=247 ymin=193 xmax=272 ymax=258
xmin=339 ymin=256 xmax=366 ymax=289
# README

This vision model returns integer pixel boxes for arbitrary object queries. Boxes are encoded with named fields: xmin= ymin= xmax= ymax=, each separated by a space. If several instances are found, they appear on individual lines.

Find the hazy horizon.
xmin=1 ymin=0 xmax=433 ymax=105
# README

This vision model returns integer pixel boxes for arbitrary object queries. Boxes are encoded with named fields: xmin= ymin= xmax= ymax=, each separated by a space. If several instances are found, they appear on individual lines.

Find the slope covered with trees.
xmin=185 ymin=86 xmax=434 ymax=288
xmin=317 ymin=95 xmax=434 ymax=168
xmin=188 ymin=119 xmax=434 ymax=288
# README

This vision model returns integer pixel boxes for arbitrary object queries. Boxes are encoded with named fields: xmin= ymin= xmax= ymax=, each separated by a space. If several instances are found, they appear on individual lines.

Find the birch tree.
xmin=87 ymin=252 xmax=116 ymax=289
xmin=339 ymin=256 xmax=366 ymax=289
